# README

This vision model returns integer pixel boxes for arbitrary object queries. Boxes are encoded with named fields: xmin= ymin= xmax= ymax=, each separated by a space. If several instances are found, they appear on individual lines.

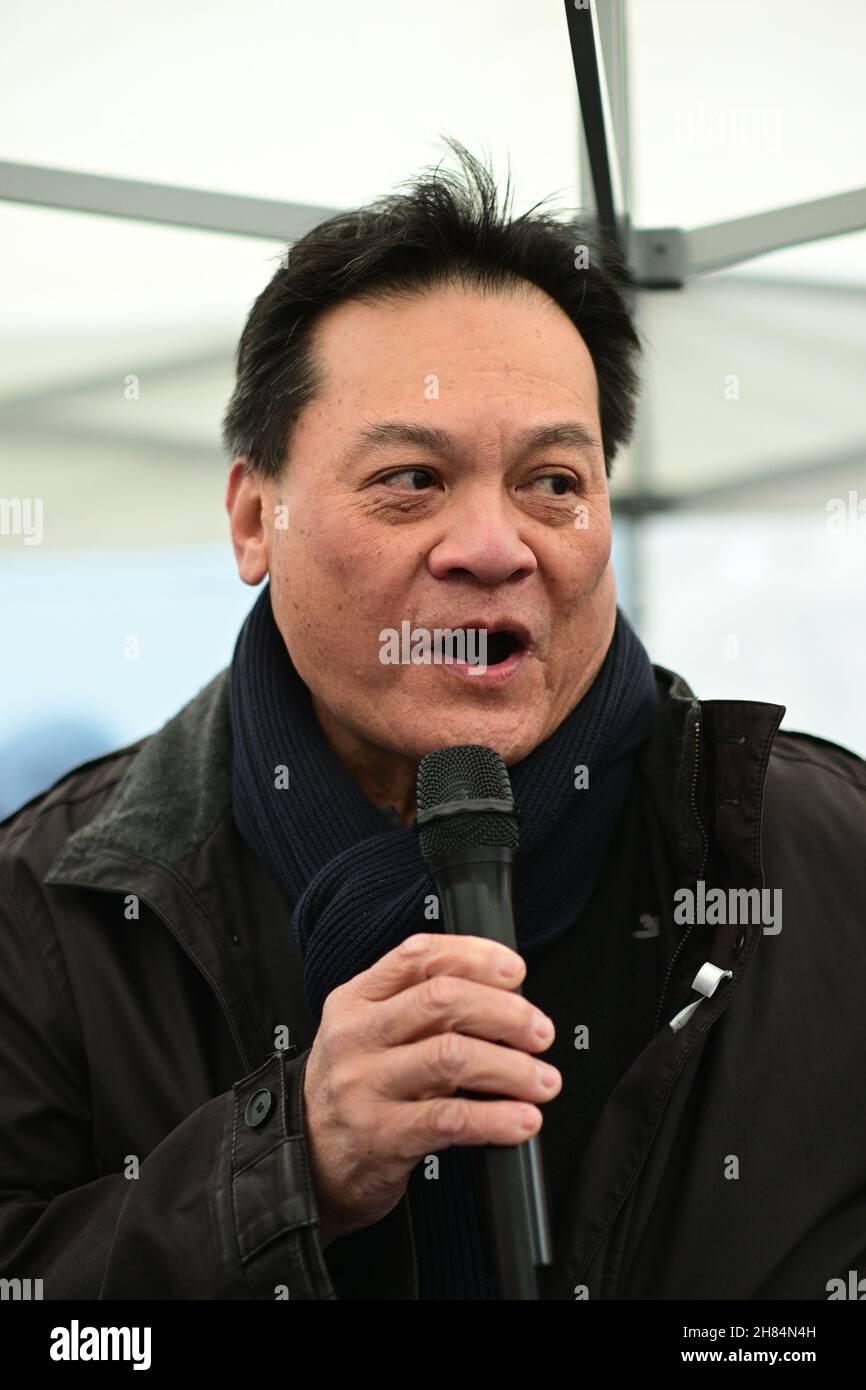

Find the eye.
xmin=379 ymin=467 xmax=437 ymax=491
xmin=529 ymin=473 xmax=580 ymax=497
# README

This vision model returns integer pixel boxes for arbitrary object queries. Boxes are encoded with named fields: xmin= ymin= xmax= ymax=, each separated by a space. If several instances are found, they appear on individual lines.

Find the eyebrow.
xmin=348 ymin=419 xmax=603 ymax=462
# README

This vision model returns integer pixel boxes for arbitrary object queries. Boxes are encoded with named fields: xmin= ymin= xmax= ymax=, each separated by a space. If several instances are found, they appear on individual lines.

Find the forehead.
xmin=306 ymin=282 xmax=599 ymax=405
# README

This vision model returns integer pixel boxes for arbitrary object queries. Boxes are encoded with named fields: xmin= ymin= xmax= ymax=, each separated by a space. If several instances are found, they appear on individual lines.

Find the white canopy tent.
xmin=1 ymin=0 xmax=863 ymax=807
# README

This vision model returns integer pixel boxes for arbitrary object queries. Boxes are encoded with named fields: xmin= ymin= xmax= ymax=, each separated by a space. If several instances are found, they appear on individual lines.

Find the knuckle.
xmin=319 ymin=987 xmax=340 ymax=1021
xmin=320 ymin=985 xmax=350 ymax=1031
xmin=431 ymin=1029 xmax=468 ymax=1080
xmin=321 ymin=1009 xmax=354 ymax=1056
xmin=424 ymin=972 xmax=463 ymax=1014
xmin=399 ymin=932 xmax=430 ymax=959
xmin=327 ymin=1059 xmax=356 ymax=1107
xmin=434 ymin=1099 xmax=466 ymax=1136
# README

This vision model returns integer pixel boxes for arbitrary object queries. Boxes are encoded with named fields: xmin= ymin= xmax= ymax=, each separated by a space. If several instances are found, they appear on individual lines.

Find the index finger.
xmin=351 ymin=932 xmax=526 ymax=1004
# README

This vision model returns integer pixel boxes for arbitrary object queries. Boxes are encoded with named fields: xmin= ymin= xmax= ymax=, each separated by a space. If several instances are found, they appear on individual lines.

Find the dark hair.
xmin=221 ymin=139 xmax=642 ymax=479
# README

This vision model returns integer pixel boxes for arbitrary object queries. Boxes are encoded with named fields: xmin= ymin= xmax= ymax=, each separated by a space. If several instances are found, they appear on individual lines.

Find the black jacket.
xmin=1 ymin=665 xmax=864 ymax=1299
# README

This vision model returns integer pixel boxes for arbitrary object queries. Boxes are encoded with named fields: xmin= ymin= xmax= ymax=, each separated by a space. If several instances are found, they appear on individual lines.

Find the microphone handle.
xmin=427 ymin=846 xmax=554 ymax=1299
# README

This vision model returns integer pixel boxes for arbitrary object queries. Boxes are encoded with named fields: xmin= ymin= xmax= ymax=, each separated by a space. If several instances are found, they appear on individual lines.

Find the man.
xmin=1 ymin=143 xmax=864 ymax=1301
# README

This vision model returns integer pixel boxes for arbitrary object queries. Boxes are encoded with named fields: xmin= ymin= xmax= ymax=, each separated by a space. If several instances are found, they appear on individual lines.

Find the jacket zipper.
xmin=653 ymin=716 xmax=709 ymax=1033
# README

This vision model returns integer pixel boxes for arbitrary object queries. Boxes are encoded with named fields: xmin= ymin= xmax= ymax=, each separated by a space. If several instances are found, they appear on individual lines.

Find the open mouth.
xmin=439 ymin=627 xmax=527 ymax=666
xmin=483 ymin=629 xmax=524 ymax=665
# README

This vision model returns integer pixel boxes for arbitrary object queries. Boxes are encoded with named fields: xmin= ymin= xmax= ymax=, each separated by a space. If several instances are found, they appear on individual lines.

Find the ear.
xmin=226 ymin=460 xmax=270 ymax=585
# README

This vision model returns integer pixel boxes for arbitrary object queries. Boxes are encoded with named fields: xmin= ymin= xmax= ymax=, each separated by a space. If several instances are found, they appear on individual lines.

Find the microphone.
xmin=416 ymin=744 xmax=553 ymax=1300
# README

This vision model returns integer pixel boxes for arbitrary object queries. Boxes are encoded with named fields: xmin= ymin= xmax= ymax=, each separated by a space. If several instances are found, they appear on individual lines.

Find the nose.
xmin=426 ymin=487 xmax=538 ymax=586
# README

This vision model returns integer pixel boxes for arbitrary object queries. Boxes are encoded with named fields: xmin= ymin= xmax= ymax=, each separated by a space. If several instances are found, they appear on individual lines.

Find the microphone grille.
xmin=416 ymin=744 xmax=519 ymax=856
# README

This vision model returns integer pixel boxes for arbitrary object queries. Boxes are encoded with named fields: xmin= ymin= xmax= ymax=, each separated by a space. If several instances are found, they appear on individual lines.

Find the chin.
xmin=388 ymin=712 xmax=545 ymax=768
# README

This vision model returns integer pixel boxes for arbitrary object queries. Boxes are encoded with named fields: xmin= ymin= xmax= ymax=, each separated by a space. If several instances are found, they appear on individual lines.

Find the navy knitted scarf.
xmin=229 ymin=582 xmax=657 ymax=1299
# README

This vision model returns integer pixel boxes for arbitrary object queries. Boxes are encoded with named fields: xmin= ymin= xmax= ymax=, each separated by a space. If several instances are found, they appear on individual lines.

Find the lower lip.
xmin=438 ymin=646 xmax=529 ymax=685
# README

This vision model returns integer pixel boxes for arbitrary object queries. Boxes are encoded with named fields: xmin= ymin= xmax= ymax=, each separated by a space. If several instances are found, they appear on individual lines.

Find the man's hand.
xmin=302 ymin=931 xmax=560 ymax=1247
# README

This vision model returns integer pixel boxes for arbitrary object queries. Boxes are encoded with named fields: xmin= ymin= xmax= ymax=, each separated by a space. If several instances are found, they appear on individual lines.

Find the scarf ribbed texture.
xmin=230 ymin=582 xmax=657 ymax=1298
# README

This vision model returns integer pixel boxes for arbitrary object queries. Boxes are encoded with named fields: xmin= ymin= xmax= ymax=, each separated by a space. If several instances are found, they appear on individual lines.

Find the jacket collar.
xmin=46 ymin=668 xmax=234 ymax=884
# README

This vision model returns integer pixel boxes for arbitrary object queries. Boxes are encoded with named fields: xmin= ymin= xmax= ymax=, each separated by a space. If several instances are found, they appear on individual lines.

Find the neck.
xmin=311 ymin=695 xmax=419 ymax=826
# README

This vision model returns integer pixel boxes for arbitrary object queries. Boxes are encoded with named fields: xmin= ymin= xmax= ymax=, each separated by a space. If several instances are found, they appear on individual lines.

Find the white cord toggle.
xmin=668 ymin=962 xmax=733 ymax=1033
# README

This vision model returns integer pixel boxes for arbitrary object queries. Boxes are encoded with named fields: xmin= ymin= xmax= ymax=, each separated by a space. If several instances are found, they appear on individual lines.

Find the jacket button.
xmin=245 ymin=1088 xmax=273 ymax=1128
xmin=732 ymin=931 xmax=746 ymax=958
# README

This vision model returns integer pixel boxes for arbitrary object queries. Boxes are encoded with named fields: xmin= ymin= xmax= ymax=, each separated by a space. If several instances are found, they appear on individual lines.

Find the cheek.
xmin=271 ymin=507 xmax=416 ymax=636
xmin=546 ymin=519 xmax=612 ymax=605
xmin=274 ymin=496 xmax=362 ymax=588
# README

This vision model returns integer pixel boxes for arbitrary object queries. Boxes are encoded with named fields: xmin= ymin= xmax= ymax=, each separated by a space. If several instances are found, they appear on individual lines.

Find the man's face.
xmin=231 ymin=281 xmax=617 ymax=773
